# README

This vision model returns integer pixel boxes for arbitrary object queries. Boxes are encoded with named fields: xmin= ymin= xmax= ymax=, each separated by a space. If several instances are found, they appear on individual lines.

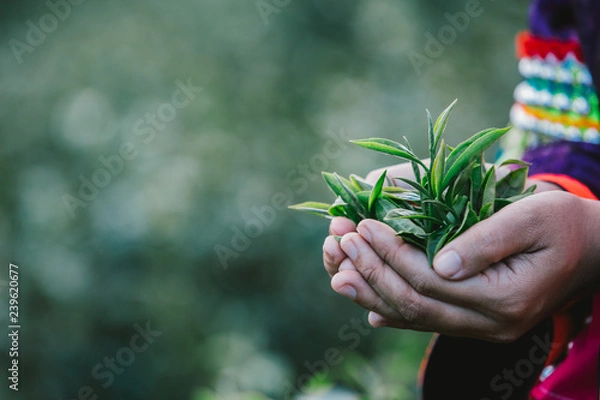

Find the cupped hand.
xmin=328 ymin=191 xmax=600 ymax=342
xmin=323 ymin=160 xmax=557 ymax=278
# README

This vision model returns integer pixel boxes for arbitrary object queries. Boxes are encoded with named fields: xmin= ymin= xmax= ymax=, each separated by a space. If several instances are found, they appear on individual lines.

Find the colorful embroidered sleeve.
xmin=500 ymin=0 xmax=600 ymax=199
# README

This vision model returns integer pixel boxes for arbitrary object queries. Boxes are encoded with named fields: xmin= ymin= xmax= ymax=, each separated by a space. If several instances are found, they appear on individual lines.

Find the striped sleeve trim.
xmin=529 ymin=173 xmax=599 ymax=200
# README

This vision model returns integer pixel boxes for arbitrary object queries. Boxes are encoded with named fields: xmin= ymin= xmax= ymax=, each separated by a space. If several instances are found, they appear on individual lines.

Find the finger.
xmin=338 ymin=257 xmax=357 ymax=272
xmin=432 ymin=198 xmax=540 ymax=280
xmin=367 ymin=312 xmax=387 ymax=328
xmin=367 ymin=310 xmax=495 ymax=340
xmin=331 ymin=263 xmax=399 ymax=318
xmin=339 ymin=230 xmax=495 ymax=336
xmin=355 ymin=219 xmax=506 ymax=308
xmin=323 ymin=235 xmax=347 ymax=277
xmin=329 ymin=217 xmax=356 ymax=236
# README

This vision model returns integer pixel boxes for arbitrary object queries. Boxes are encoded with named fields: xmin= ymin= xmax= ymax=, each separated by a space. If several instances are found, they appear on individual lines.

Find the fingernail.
xmin=368 ymin=311 xmax=385 ymax=327
xmin=434 ymin=250 xmax=463 ymax=279
xmin=357 ymin=223 xmax=372 ymax=242
xmin=337 ymin=285 xmax=357 ymax=300
xmin=338 ymin=259 xmax=356 ymax=271
xmin=342 ymin=240 xmax=357 ymax=260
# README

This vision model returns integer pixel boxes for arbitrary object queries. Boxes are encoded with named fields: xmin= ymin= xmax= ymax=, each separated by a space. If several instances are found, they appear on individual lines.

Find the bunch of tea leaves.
xmin=289 ymin=100 xmax=535 ymax=263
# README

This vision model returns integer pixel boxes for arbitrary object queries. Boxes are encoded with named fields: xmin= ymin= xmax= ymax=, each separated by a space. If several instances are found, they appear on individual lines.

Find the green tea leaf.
xmin=350 ymin=174 xmax=373 ymax=191
xmin=499 ymin=158 xmax=531 ymax=168
xmin=494 ymin=186 xmax=536 ymax=211
xmin=451 ymin=195 xmax=468 ymax=222
xmin=448 ymin=159 xmax=477 ymax=200
xmin=496 ymin=166 xmax=528 ymax=199
xmin=426 ymin=227 xmax=453 ymax=264
xmin=480 ymin=165 xmax=496 ymax=213
xmin=384 ymin=208 xmax=417 ymax=218
xmin=322 ymin=172 xmax=365 ymax=222
xmin=388 ymin=191 xmax=421 ymax=202
xmin=392 ymin=219 xmax=428 ymax=239
xmin=442 ymin=127 xmax=511 ymax=190
xmin=422 ymin=199 xmax=456 ymax=222
xmin=523 ymin=184 xmax=536 ymax=195
xmin=351 ymin=138 xmax=427 ymax=169
xmin=431 ymin=139 xmax=445 ymax=197
xmin=288 ymin=201 xmax=332 ymax=218
xmin=445 ymin=127 xmax=496 ymax=171
xmin=493 ymin=197 xmax=510 ymax=209
xmin=395 ymin=178 xmax=429 ymax=197
xmin=339 ymin=175 xmax=359 ymax=193
xmin=328 ymin=202 xmax=347 ymax=217
xmin=469 ymin=159 xmax=485 ymax=207
xmin=357 ymin=191 xmax=371 ymax=211
xmin=381 ymin=193 xmax=414 ymax=211
xmin=335 ymin=173 xmax=367 ymax=217
xmin=343 ymin=205 xmax=362 ymax=224
xmin=368 ymin=170 xmax=387 ymax=213
xmin=373 ymin=196 xmax=397 ymax=218
xmin=322 ymin=172 xmax=345 ymax=198
xmin=449 ymin=202 xmax=479 ymax=242
xmin=384 ymin=208 xmax=442 ymax=224
xmin=403 ymin=136 xmax=423 ymax=183
xmin=479 ymin=202 xmax=493 ymax=220
xmin=398 ymin=232 xmax=427 ymax=251
xmin=382 ymin=186 xmax=410 ymax=194
xmin=433 ymin=99 xmax=457 ymax=152
xmin=376 ymin=197 xmax=426 ymax=237
xmin=427 ymin=109 xmax=435 ymax=161
xmin=411 ymin=161 xmax=423 ymax=187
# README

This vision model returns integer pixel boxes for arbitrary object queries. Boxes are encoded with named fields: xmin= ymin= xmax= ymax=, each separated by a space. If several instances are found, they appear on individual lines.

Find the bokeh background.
xmin=0 ymin=0 xmax=528 ymax=399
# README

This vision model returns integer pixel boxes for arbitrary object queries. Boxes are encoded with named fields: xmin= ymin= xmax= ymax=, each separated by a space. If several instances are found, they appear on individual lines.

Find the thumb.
xmin=432 ymin=205 xmax=534 ymax=280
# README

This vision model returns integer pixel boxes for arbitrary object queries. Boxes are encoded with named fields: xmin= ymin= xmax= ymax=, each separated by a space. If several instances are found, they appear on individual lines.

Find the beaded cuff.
xmin=500 ymin=32 xmax=600 ymax=160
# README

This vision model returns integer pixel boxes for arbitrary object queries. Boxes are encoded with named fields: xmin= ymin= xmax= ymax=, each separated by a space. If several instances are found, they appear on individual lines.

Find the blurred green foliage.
xmin=0 ymin=0 xmax=526 ymax=399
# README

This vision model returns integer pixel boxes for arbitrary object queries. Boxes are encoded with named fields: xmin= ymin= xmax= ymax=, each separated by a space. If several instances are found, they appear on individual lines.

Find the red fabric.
xmin=516 ymin=31 xmax=585 ymax=61
xmin=530 ymin=296 xmax=600 ymax=400
xmin=529 ymin=173 xmax=599 ymax=200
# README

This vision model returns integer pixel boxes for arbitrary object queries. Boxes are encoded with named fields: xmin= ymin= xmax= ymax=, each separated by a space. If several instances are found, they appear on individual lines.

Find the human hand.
xmin=327 ymin=191 xmax=600 ymax=342
xmin=323 ymin=161 xmax=559 ymax=277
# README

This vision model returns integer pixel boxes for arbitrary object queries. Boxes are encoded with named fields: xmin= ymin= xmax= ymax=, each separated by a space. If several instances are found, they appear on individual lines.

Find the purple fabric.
xmin=573 ymin=0 xmax=600 ymax=90
xmin=530 ymin=0 xmax=600 ymax=90
xmin=529 ymin=0 xmax=579 ymax=40
xmin=523 ymin=140 xmax=600 ymax=198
